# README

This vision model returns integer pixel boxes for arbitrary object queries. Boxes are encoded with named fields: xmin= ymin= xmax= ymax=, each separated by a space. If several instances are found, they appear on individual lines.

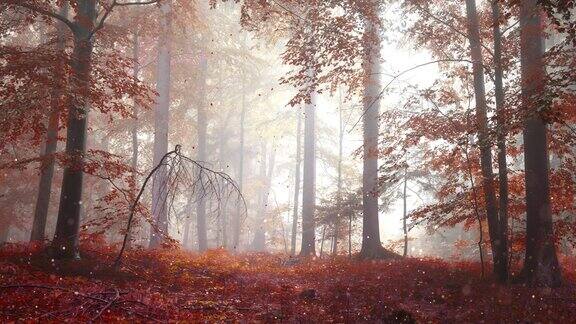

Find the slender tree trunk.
xmin=348 ymin=212 xmax=352 ymax=258
xmin=252 ymin=143 xmax=275 ymax=251
xmin=125 ymin=28 xmax=140 ymax=249
xmin=0 ymin=225 xmax=9 ymax=245
xmin=233 ymin=90 xmax=246 ymax=251
xmin=300 ymin=92 xmax=316 ymax=256
xmin=31 ymin=3 xmax=68 ymax=243
xmin=182 ymin=201 xmax=193 ymax=249
xmin=519 ymin=0 xmax=561 ymax=287
xmin=196 ymin=51 xmax=208 ymax=252
xmin=51 ymin=0 xmax=96 ymax=260
xmin=333 ymin=94 xmax=344 ymax=255
xmin=464 ymin=0 xmax=502 ymax=277
xmin=359 ymin=14 xmax=386 ymax=259
xmin=131 ymin=29 xmax=140 ymax=178
xmin=149 ymin=0 xmax=172 ymax=248
xmin=491 ymin=0 xmax=510 ymax=282
xmin=320 ymin=225 xmax=326 ymax=257
xmin=403 ymin=175 xmax=408 ymax=257
xmin=291 ymin=112 xmax=302 ymax=255
xmin=217 ymin=118 xmax=230 ymax=248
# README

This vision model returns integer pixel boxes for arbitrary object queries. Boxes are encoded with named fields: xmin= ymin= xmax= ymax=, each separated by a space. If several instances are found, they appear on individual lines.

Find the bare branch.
xmin=10 ymin=2 xmax=76 ymax=33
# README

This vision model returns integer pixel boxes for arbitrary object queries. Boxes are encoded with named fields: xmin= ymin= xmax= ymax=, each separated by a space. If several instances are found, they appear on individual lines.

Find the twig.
xmin=90 ymin=288 xmax=120 ymax=322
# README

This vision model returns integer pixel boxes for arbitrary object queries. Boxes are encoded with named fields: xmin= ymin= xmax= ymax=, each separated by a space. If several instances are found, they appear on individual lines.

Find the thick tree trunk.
xmin=519 ymin=0 xmax=561 ymax=287
xmin=51 ymin=0 xmax=96 ymax=260
xmin=464 ymin=0 xmax=503 ymax=278
xmin=149 ymin=0 xmax=172 ymax=248
xmin=232 ymin=91 xmax=246 ymax=251
xmin=359 ymin=16 xmax=386 ymax=259
xmin=300 ymin=93 xmax=317 ymax=256
xmin=291 ymin=112 xmax=302 ymax=255
xmin=31 ymin=3 xmax=68 ymax=243
xmin=196 ymin=51 xmax=208 ymax=252
xmin=491 ymin=0 xmax=510 ymax=282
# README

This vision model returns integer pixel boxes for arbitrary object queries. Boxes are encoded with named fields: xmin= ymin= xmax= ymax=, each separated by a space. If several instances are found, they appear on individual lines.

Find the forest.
xmin=0 ymin=0 xmax=575 ymax=322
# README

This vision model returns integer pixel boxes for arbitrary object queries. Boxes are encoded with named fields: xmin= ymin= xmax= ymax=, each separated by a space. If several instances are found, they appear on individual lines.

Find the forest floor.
xmin=1 ymin=240 xmax=576 ymax=323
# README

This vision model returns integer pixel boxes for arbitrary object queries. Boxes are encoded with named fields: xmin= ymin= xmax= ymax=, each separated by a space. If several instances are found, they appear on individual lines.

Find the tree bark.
xmin=291 ymin=111 xmax=302 ymax=255
xmin=51 ymin=0 xmax=97 ymax=260
xmin=300 ymin=92 xmax=317 ymax=256
xmin=464 ymin=0 xmax=503 ymax=278
xmin=149 ymin=0 xmax=172 ymax=249
xmin=491 ymin=0 xmax=510 ymax=283
xmin=196 ymin=51 xmax=208 ymax=252
xmin=519 ymin=0 xmax=561 ymax=287
xmin=31 ymin=2 xmax=68 ymax=243
xmin=359 ymin=15 xmax=386 ymax=259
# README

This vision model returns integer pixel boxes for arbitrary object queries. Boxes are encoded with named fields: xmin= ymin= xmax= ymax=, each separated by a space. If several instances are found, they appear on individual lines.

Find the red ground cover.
xmin=1 ymin=241 xmax=575 ymax=323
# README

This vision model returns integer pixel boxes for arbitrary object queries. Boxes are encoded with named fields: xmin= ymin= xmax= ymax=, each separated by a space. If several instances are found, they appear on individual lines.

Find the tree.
xmin=196 ymin=51 xmax=209 ymax=252
xmin=252 ymin=143 xmax=276 ymax=251
xmin=359 ymin=2 xmax=390 ymax=259
xmin=9 ymin=0 xmax=159 ymax=259
xmin=491 ymin=0 xmax=510 ymax=282
xmin=149 ymin=0 xmax=173 ymax=249
xmin=30 ymin=2 xmax=69 ymax=243
xmin=291 ymin=111 xmax=303 ymax=255
xmin=50 ymin=0 xmax=98 ymax=259
xmin=518 ymin=0 xmax=562 ymax=287
xmin=300 ymin=92 xmax=317 ymax=256
xmin=464 ymin=0 xmax=505 ymax=282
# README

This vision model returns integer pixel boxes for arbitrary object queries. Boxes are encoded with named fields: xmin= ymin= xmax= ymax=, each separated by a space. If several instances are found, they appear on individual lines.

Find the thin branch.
xmin=349 ymin=59 xmax=483 ymax=132
xmin=11 ymin=2 xmax=76 ymax=33
xmin=89 ymin=0 xmax=161 ymax=40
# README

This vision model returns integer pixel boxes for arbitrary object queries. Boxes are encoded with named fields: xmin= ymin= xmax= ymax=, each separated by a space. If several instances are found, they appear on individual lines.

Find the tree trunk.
xmin=291 ymin=111 xmax=302 ymax=255
xmin=196 ymin=51 xmax=208 ymax=252
xmin=0 ymin=225 xmax=9 ymax=245
xmin=182 ymin=201 xmax=193 ymax=249
xmin=333 ymin=93 xmax=344 ymax=255
xmin=31 ymin=3 xmax=68 ymax=243
xmin=131 ymin=29 xmax=140 ymax=178
xmin=51 ymin=0 xmax=96 ymax=260
xmin=491 ymin=0 xmax=510 ymax=283
xmin=519 ymin=0 xmax=561 ymax=287
xmin=300 ymin=92 xmax=316 ymax=256
xmin=149 ymin=0 xmax=172 ymax=249
xmin=359 ymin=15 xmax=386 ymax=259
xmin=319 ymin=225 xmax=326 ymax=257
xmin=232 ymin=90 xmax=246 ymax=251
xmin=403 ymin=174 xmax=408 ymax=257
xmin=125 ymin=28 xmax=140 ymax=249
xmin=464 ymin=0 xmax=503 ymax=278
xmin=252 ymin=143 xmax=275 ymax=251
xmin=217 ymin=116 xmax=230 ymax=248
